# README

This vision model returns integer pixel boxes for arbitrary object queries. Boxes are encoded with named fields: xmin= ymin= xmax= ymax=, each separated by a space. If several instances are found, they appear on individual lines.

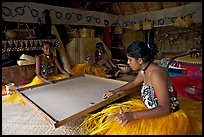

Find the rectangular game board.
xmin=16 ymin=74 xmax=135 ymax=128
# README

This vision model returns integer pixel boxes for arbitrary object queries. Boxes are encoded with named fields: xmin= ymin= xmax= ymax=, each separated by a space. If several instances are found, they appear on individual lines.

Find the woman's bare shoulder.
xmin=150 ymin=65 xmax=168 ymax=79
xmin=36 ymin=54 xmax=47 ymax=61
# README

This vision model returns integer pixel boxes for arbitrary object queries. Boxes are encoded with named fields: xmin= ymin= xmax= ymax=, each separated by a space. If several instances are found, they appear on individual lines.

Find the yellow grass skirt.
xmin=2 ymin=74 xmax=67 ymax=104
xmin=79 ymin=97 xmax=200 ymax=135
xmin=69 ymin=63 xmax=105 ymax=77
xmin=23 ymin=74 xmax=67 ymax=88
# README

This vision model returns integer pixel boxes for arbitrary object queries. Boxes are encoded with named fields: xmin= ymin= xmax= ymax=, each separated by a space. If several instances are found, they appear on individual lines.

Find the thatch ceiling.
xmin=36 ymin=2 xmax=192 ymax=15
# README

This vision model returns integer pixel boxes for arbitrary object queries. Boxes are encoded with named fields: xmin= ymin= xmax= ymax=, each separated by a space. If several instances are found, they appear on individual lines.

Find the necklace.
xmin=44 ymin=53 xmax=50 ymax=58
xmin=140 ymin=61 xmax=151 ymax=74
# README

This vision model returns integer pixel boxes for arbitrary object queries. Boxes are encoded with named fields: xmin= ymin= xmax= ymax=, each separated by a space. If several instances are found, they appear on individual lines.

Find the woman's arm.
xmin=104 ymin=50 xmax=117 ymax=68
xmin=102 ymin=72 xmax=143 ymax=98
xmin=53 ymin=56 xmax=71 ymax=77
xmin=36 ymin=56 xmax=54 ymax=84
xmin=92 ymin=49 xmax=97 ymax=65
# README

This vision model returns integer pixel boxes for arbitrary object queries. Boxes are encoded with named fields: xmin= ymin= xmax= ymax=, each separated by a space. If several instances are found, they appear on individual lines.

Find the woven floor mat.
xmin=2 ymin=102 xmax=87 ymax=135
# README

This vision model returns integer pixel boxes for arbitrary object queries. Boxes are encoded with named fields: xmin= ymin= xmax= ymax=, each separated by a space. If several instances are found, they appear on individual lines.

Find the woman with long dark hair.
xmin=79 ymin=40 xmax=199 ymax=135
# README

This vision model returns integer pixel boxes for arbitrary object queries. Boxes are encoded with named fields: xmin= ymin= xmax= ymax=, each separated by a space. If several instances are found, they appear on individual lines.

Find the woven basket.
xmin=115 ymin=26 xmax=123 ymax=34
xmin=174 ymin=16 xmax=193 ymax=28
xmin=174 ymin=16 xmax=186 ymax=28
xmin=143 ymin=21 xmax=154 ymax=30
xmin=183 ymin=16 xmax=193 ymax=27
xmin=143 ymin=12 xmax=154 ymax=30
xmin=117 ymin=64 xmax=131 ymax=73
xmin=5 ymin=30 xmax=18 ymax=39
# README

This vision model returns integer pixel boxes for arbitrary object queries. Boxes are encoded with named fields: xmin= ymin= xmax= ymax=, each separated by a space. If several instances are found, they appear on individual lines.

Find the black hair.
xmin=127 ymin=40 xmax=158 ymax=62
xmin=96 ymin=42 xmax=104 ymax=49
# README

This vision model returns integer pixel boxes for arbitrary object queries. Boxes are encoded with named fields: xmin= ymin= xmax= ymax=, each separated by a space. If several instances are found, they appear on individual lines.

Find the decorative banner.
xmin=119 ymin=2 xmax=202 ymax=28
xmin=2 ymin=39 xmax=59 ymax=53
xmin=2 ymin=2 xmax=118 ymax=27
xmin=2 ymin=2 xmax=202 ymax=28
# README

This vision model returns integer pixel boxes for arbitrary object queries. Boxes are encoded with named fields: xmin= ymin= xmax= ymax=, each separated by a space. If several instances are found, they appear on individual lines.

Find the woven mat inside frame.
xmin=2 ymin=102 xmax=87 ymax=135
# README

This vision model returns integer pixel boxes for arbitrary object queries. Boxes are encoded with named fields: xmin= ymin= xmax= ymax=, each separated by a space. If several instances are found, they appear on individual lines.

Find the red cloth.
xmin=103 ymin=27 xmax=112 ymax=48
xmin=171 ymin=76 xmax=202 ymax=101
xmin=181 ymin=64 xmax=200 ymax=71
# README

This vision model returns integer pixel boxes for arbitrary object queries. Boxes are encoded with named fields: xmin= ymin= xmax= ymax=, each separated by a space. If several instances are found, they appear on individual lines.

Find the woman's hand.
xmin=46 ymin=79 xmax=55 ymax=84
xmin=115 ymin=112 xmax=134 ymax=127
xmin=102 ymin=90 xmax=118 ymax=99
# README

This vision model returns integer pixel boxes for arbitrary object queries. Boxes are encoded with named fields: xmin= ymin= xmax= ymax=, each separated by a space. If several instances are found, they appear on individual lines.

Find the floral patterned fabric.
xmin=141 ymin=83 xmax=180 ymax=112
xmin=38 ymin=54 xmax=58 ymax=77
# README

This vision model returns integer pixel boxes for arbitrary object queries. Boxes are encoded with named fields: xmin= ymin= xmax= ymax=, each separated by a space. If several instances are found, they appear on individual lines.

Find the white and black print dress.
xmin=141 ymin=83 xmax=180 ymax=112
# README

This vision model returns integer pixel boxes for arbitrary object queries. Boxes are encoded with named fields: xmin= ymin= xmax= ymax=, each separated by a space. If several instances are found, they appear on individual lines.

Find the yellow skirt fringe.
xmin=69 ymin=63 xmax=105 ymax=77
xmin=2 ymin=93 xmax=26 ymax=105
xmin=79 ymin=97 xmax=200 ymax=135
xmin=2 ymin=74 xmax=67 ymax=104
xmin=23 ymin=74 xmax=67 ymax=88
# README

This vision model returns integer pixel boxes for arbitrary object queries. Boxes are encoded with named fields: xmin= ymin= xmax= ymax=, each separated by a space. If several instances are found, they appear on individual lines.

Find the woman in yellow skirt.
xmin=3 ymin=41 xmax=71 ymax=104
xmin=79 ymin=41 xmax=200 ymax=135
xmin=24 ymin=41 xmax=71 ymax=87
xmin=69 ymin=42 xmax=120 ymax=78
xmin=92 ymin=42 xmax=121 ymax=78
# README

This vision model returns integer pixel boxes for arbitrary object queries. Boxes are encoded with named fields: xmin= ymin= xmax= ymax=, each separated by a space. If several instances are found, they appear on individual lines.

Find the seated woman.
xmin=24 ymin=41 xmax=71 ymax=87
xmin=78 ymin=41 xmax=200 ymax=135
xmin=3 ymin=41 xmax=71 ymax=104
xmin=69 ymin=42 xmax=121 ymax=78
xmin=92 ymin=42 xmax=121 ymax=78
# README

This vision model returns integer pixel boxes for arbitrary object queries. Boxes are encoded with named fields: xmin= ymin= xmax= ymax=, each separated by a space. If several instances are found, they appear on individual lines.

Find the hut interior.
xmin=2 ymin=2 xmax=202 ymax=135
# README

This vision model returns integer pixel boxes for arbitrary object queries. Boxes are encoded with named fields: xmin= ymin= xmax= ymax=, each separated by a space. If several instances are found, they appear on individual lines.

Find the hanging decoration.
xmin=142 ymin=12 xmax=154 ymax=30
xmin=131 ymin=14 xmax=142 ymax=31
xmin=2 ymin=2 xmax=201 ymax=28
xmin=174 ymin=5 xmax=193 ymax=28
xmin=113 ymin=18 xmax=123 ymax=34
xmin=2 ymin=39 xmax=59 ymax=53
xmin=114 ymin=25 xmax=123 ymax=34
xmin=174 ymin=16 xmax=192 ymax=28
xmin=2 ymin=2 xmax=118 ymax=27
